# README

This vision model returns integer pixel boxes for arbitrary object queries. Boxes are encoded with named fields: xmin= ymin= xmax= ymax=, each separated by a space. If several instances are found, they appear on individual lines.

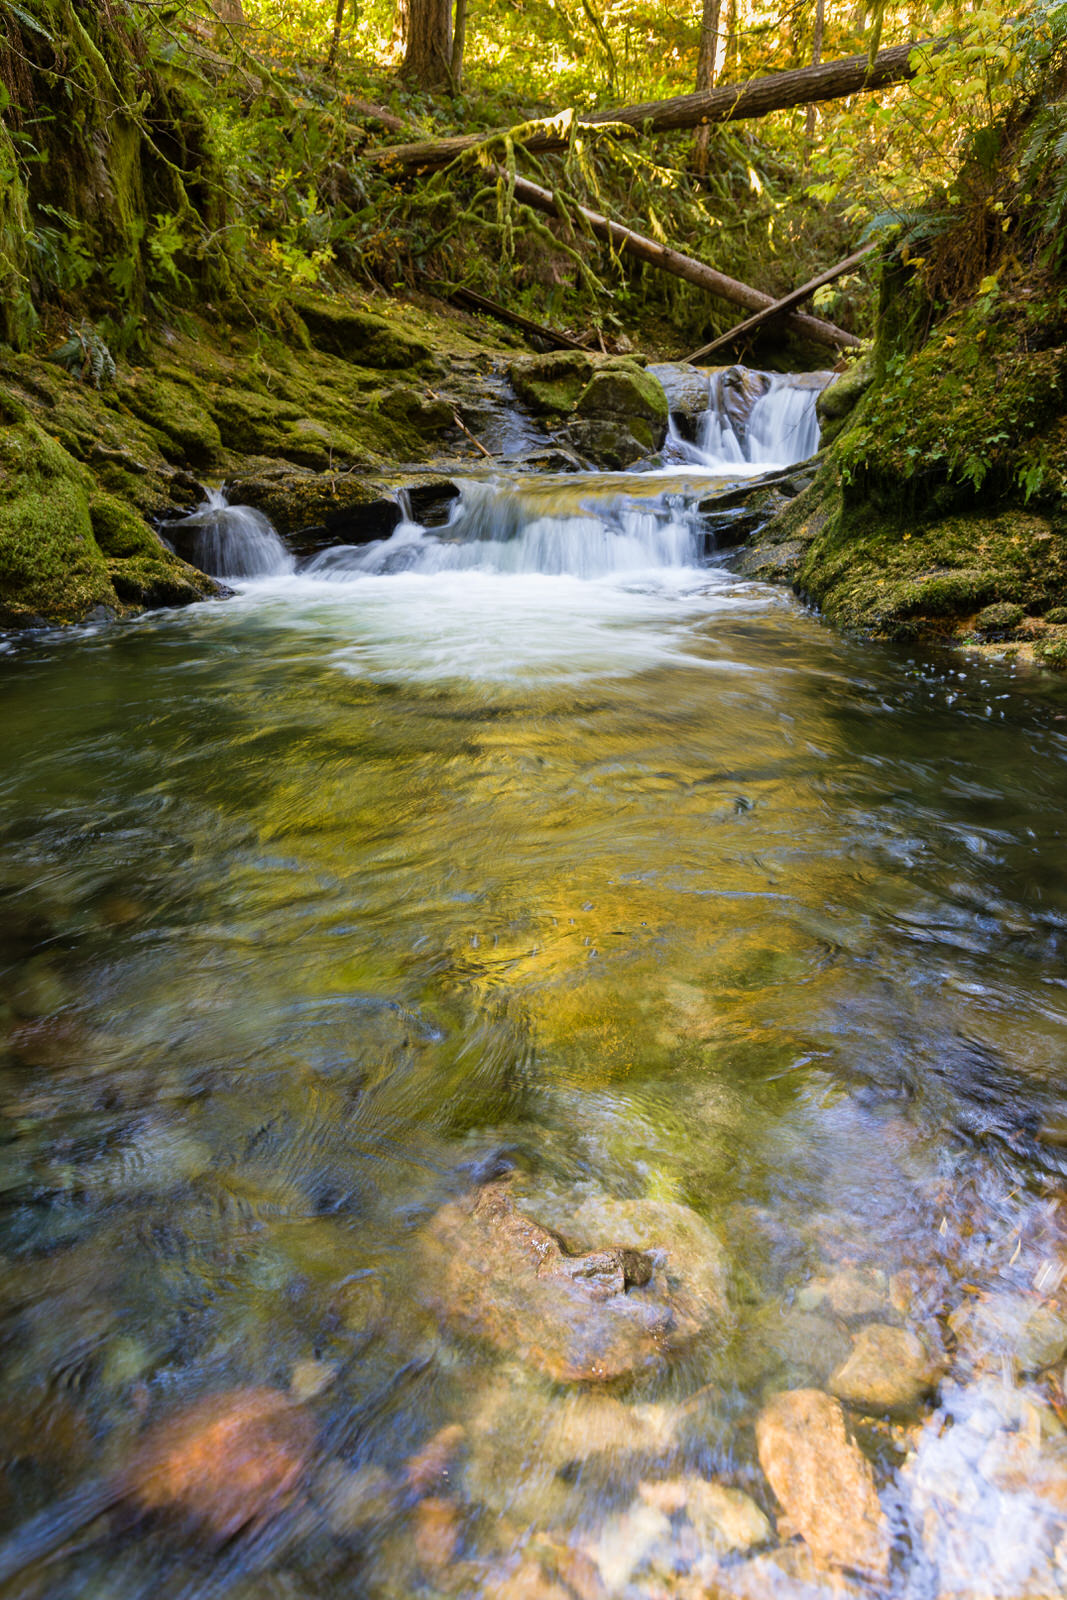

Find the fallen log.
xmin=366 ymin=42 xmax=926 ymax=172
xmin=503 ymin=171 xmax=861 ymax=354
xmin=446 ymin=285 xmax=591 ymax=351
xmin=683 ymin=244 xmax=874 ymax=362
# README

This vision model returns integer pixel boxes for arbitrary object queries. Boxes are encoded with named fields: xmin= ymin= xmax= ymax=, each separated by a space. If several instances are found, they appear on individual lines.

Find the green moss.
xmin=89 ymin=493 xmax=160 ymax=559
xmin=1045 ymin=606 xmax=1067 ymax=623
xmin=815 ymin=358 xmax=873 ymax=448
xmin=975 ymin=601 xmax=1026 ymax=636
xmin=836 ymin=290 xmax=1067 ymax=519
xmin=509 ymin=352 xmax=595 ymax=416
xmin=107 ymin=556 xmax=214 ymax=609
xmin=575 ymin=363 xmax=669 ymax=431
xmin=207 ymin=388 xmax=305 ymax=454
xmin=375 ymin=387 xmax=454 ymax=437
xmin=0 ymin=415 xmax=115 ymax=626
xmin=1035 ymin=636 xmax=1067 ymax=669
xmin=294 ymin=299 xmax=436 ymax=370
xmin=120 ymin=375 xmax=223 ymax=467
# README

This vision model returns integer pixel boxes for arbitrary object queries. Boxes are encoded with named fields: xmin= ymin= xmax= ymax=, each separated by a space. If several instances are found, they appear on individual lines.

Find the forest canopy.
xmin=0 ymin=0 xmax=1065 ymax=357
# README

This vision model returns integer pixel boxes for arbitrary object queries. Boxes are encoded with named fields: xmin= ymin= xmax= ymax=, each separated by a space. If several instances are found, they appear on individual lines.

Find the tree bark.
xmin=211 ymin=0 xmax=245 ymax=20
xmin=692 ymin=0 xmax=721 ymax=176
xmin=450 ymin=0 xmax=467 ymax=87
xmin=402 ymin=0 xmax=452 ymax=89
xmin=368 ymin=41 xmax=926 ymax=170
xmin=805 ymin=0 xmax=826 ymax=149
xmin=501 ymin=170 xmax=861 ymax=353
xmin=683 ymin=243 xmax=874 ymax=362
xmin=327 ymin=0 xmax=347 ymax=70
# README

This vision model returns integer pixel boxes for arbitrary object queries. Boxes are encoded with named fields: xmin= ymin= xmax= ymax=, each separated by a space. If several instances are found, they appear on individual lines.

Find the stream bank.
xmin=733 ymin=263 xmax=1067 ymax=665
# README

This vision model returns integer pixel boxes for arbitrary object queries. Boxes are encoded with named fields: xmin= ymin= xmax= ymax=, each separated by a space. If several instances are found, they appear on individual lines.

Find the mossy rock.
xmin=120 ymin=374 xmax=223 ymax=467
xmin=974 ymin=601 xmax=1026 ymax=638
xmin=1035 ymin=637 xmax=1067 ymax=670
xmin=574 ymin=363 xmax=669 ymax=437
xmin=90 ymin=493 xmax=216 ymax=607
xmin=0 ymin=413 xmax=115 ymax=626
xmin=508 ymin=352 xmax=595 ymax=416
xmin=294 ymin=299 xmax=436 ymax=371
xmin=816 ymin=358 xmax=873 ymax=447
xmin=836 ymin=287 xmax=1067 ymax=519
xmin=207 ymin=389 xmax=305 ymax=455
xmin=567 ymin=418 xmax=655 ymax=470
xmin=375 ymin=387 xmax=454 ymax=438
xmin=1044 ymin=605 xmax=1067 ymax=624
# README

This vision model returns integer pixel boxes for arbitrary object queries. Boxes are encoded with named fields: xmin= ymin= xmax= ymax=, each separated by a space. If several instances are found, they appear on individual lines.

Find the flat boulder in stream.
xmin=420 ymin=1180 xmax=706 ymax=1381
xmin=755 ymin=1388 xmax=889 ymax=1581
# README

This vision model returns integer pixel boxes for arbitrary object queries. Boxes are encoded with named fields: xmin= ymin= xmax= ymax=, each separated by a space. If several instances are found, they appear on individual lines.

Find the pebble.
xmin=289 ymin=1358 xmax=338 ymax=1402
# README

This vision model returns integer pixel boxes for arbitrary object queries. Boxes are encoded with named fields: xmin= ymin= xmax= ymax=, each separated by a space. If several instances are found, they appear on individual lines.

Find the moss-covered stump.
xmin=733 ymin=267 xmax=1067 ymax=648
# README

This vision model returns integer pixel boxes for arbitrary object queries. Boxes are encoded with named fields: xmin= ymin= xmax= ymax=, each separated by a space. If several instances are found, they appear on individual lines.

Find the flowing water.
xmin=2 ymin=374 xmax=1067 ymax=1600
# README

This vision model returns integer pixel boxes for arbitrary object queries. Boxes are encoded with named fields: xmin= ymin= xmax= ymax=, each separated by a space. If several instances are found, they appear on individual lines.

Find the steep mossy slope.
xmin=737 ymin=263 xmax=1067 ymax=659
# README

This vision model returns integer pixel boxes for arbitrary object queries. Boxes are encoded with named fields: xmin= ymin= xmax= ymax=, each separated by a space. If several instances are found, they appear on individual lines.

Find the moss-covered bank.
xmin=734 ymin=265 xmax=1067 ymax=664
xmin=0 ymin=288 xmax=541 ymax=626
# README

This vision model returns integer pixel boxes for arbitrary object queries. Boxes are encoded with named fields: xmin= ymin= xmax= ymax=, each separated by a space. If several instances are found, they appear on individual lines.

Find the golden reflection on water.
xmin=2 ymin=590 xmax=1067 ymax=1596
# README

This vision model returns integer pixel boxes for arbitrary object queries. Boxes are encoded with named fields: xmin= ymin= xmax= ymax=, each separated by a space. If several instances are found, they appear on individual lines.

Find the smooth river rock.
xmin=420 ymin=1180 xmax=695 ymax=1381
xmin=755 ymin=1389 xmax=889 ymax=1581
xmin=640 ymin=1476 xmax=773 ymax=1554
xmin=829 ymin=1323 xmax=944 ymax=1414
xmin=129 ymin=1387 xmax=314 ymax=1539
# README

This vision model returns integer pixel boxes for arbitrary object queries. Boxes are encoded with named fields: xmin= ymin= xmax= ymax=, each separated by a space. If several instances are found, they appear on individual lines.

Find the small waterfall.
xmin=667 ymin=366 xmax=829 ymax=470
xmin=302 ymin=475 xmax=707 ymax=583
xmin=165 ymin=489 xmax=295 ymax=579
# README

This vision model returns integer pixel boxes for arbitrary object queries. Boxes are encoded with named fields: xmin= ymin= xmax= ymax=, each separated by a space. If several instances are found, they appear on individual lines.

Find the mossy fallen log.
xmin=505 ymin=173 xmax=860 ymax=355
xmin=366 ymin=43 xmax=928 ymax=172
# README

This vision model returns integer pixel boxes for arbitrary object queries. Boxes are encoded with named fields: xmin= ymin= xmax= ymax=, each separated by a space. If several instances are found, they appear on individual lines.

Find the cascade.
xmin=667 ymin=367 xmax=829 ymax=469
xmin=165 ymin=489 xmax=295 ymax=579
xmin=303 ymin=474 xmax=709 ymax=582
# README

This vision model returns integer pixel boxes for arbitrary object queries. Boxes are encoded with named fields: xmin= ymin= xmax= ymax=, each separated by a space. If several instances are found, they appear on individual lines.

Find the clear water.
xmin=2 ymin=454 xmax=1067 ymax=1600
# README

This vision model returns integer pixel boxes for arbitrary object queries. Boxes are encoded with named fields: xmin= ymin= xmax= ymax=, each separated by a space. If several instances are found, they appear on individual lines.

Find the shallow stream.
xmin=3 ymin=374 xmax=1067 ymax=1599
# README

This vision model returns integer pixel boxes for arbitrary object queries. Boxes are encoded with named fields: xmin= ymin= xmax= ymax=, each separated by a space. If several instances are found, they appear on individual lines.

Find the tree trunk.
xmin=502 ymin=169 xmax=861 ymax=353
xmin=402 ymin=0 xmax=452 ymax=89
xmin=368 ymin=41 xmax=927 ymax=170
xmin=683 ymin=243 xmax=874 ymax=362
xmin=211 ymin=0 xmax=245 ymax=20
xmin=450 ymin=0 xmax=467 ymax=87
xmin=327 ymin=0 xmax=347 ymax=70
xmin=692 ymin=0 xmax=721 ymax=176
xmin=805 ymin=0 xmax=826 ymax=150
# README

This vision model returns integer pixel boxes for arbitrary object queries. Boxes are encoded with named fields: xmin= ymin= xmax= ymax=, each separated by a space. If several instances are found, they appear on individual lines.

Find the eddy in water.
xmin=2 ymin=366 xmax=1067 ymax=1600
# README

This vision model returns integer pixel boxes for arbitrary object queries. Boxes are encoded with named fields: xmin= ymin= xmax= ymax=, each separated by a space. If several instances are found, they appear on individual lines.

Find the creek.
xmin=2 ymin=371 xmax=1067 ymax=1599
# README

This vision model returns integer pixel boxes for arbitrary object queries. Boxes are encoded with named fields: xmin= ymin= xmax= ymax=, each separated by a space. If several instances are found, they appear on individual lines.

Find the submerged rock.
xmin=755 ymin=1388 xmax=889 ymax=1580
xmin=828 ymin=1323 xmax=944 ymax=1413
xmin=419 ymin=1180 xmax=700 ymax=1382
xmin=128 ymin=1387 xmax=314 ymax=1539
xmin=569 ymin=1194 xmax=729 ymax=1334
xmin=948 ymin=1292 xmax=1067 ymax=1375
xmin=639 ymin=1477 xmax=773 ymax=1554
